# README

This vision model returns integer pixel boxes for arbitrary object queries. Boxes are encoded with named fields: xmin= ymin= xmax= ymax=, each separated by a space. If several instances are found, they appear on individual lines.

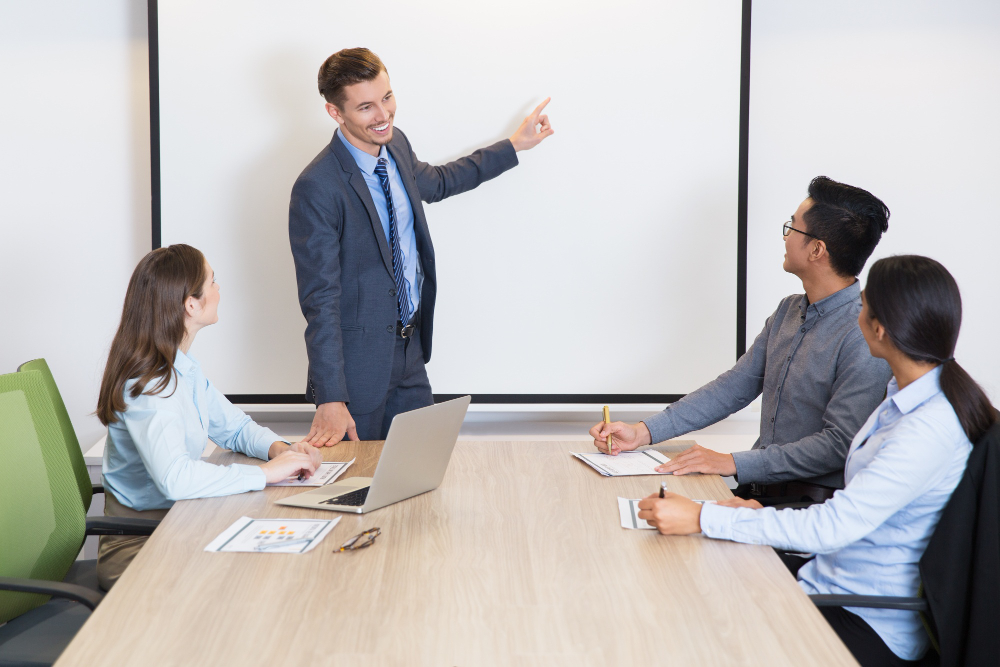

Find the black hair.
xmin=864 ymin=255 xmax=997 ymax=442
xmin=803 ymin=176 xmax=890 ymax=277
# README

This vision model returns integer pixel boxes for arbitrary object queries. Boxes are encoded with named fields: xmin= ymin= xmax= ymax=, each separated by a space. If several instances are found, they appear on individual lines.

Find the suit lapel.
xmin=387 ymin=139 xmax=435 ymax=265
xmin=330 ymin=131 xmax=394 ymax=278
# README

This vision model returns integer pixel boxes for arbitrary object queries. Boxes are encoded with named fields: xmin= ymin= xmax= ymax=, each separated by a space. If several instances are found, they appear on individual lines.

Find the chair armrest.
xmin=86 ymin=517 xmax=160 ymax=536
xmin=810 ymin=594 xmax=927 ymax=612
xmin=92 ymin=484 xmax=105 ymax=495
xmin=0 ymin=577 xmax=103 ymax=611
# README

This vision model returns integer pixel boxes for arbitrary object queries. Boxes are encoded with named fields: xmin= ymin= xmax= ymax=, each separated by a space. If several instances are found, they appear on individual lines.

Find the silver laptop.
xmin=276 ymin=395 xmax=471 ymax=513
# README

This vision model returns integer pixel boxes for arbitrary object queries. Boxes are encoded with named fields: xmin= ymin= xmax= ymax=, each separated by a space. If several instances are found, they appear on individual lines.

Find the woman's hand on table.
xmin=715 ymin=497 xmax=763 ymax=509
xmin=289 ymin=441 xmax=323 ymax=470
xmin=260 ymin=449 xmax=318 ymax=484
xmin=636 ymin=492 xmax=703 ymax=534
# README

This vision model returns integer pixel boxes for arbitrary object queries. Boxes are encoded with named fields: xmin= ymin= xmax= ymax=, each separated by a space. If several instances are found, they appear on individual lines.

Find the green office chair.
xmin=0 ymin=363 xmax=159 ymax=666
xmin=14 ymin=359 xmax=161 ymax=592
xmin=17 ymin=359 xmax=99 ymax=513
xmin=0 ymin=369 xmax=98 ymax=666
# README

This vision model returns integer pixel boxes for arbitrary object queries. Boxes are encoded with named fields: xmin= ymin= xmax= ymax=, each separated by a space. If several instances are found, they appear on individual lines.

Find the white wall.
xmin=0 ymin=1 xmax=151 ymax=448
xmin=748 ymin=0 xmax=1000 ymax=400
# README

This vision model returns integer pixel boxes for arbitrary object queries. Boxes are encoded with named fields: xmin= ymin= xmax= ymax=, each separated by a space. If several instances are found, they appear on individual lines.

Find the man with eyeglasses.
xmin=593 ymin=176 xmax=893 ymax=505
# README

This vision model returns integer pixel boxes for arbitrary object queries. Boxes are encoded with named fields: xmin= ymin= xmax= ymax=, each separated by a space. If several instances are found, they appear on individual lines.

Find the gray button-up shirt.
xmin=644 ymin=282 xmax=891 ymax=488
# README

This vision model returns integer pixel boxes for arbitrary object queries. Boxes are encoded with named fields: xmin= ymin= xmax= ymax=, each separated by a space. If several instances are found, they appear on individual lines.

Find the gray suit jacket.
xmin=289 ymin=128 xmax=517 ymax=413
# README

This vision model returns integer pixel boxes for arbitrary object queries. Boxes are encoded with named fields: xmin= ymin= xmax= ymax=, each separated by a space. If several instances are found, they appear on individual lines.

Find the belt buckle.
xmin=750 ymin=482 xmax=765 ymax=497
xmin=399 ymin=323 xmax=416 ymax=339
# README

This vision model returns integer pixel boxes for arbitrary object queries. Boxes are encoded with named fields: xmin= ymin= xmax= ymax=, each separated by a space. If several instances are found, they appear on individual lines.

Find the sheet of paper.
xmin=268 ymin=459 xmax=355 ymax=487
xmin=572 ymin=450 xmax=670 ymax=476
xmin=618 ymin=497 xmax=715 ymax=530
xmin=204 ymin=516 xmax=340 ymax=554
xmin=618 ymin=497 xmax=657 ymax=530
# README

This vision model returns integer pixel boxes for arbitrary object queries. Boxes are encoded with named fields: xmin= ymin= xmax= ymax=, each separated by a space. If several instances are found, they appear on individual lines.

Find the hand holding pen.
xmin=588 ymin=416 xmax=653 ymax=455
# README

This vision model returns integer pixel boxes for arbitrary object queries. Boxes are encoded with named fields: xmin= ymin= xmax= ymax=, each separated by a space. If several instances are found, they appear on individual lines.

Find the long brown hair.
xmin=865 ymin=255 xmax=997 ymax=442
xmin=96 ymin=244 xmax=209 ymax=425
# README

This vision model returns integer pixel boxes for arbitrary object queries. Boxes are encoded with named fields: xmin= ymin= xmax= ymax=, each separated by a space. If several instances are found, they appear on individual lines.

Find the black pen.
xmin=659 ymin=480 xmax=668 ymax=498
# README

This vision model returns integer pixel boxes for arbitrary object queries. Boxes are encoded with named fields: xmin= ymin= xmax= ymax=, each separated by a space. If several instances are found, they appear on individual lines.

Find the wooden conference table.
xmin=55 ymin=440 xmax=856 ymax=666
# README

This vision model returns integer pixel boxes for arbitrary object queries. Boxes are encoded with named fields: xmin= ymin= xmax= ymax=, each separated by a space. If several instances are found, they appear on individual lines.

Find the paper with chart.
xmin=267 ymin=459 xmax=355 ymax=487
xmin=572 ymin=449 xmax=671 ymax=476
xmin=204 ymin=516 xmax=340 ymax=553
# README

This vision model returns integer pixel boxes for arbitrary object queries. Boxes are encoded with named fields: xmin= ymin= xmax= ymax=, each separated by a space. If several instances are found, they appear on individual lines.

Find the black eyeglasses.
xmin=336 ymin=527 xmax=381 ymax=552
xmin=783 ymin=221 xmax=822 ymax=241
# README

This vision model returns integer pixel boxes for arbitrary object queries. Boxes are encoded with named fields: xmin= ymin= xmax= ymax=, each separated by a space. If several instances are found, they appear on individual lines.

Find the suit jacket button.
xmin=386 ymin=325 xmax=393 ymax=333
xmin=389 ymin=289 xmax=396 ymax=296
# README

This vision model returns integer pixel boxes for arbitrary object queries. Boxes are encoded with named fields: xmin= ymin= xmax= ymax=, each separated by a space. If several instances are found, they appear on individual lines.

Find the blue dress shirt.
xmin=700 ymin=367 xmax=971 ymax=660
xmin=337 ymin=130 xmax=421 ymax=316
xmin=102 ymin=350 xmax=281 ymax=511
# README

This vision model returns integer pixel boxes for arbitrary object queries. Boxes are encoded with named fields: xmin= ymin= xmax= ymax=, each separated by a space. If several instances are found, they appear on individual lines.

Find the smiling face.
xmin=326 ymin=70 xmax=396 ymax=157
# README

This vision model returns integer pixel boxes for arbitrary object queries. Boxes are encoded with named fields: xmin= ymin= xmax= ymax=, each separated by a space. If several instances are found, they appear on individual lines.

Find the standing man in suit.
xmin=289 ymin=47 xmax=552 ymax=444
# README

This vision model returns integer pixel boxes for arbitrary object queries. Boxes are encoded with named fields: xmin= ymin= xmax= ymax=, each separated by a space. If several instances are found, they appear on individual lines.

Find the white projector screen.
xmin=156 ymin=0 xmax=745 ymax=400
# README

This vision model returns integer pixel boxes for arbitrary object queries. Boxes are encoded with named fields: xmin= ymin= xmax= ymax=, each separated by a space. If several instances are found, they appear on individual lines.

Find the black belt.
xmin=395 ymin=320 xmax=417 ymax=339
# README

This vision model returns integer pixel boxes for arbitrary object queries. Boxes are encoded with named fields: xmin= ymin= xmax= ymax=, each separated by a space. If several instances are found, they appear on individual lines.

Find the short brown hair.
xmin=318 ymin=47 xmax=387 ymax=108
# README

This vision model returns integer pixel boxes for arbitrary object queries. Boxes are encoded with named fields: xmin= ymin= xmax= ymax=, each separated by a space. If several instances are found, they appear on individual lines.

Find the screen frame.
xmin=146 ymin=0 xmax=752 ymax=405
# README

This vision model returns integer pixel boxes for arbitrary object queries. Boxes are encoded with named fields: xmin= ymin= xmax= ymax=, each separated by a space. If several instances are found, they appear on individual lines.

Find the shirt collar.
xmin=887 ymin=365 xmax=943 ymax=414
xmin=173 ymin=348 xmax=199 ymax=377
xmin=336 ymin=129 xmax=387 ymax=176
xmin=798 ymin=280 xmax=860 ymax=316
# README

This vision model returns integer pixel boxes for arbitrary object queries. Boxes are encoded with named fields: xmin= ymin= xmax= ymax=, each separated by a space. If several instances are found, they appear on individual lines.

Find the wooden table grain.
xmin=55 ymin=440 xmax=856 ymax=666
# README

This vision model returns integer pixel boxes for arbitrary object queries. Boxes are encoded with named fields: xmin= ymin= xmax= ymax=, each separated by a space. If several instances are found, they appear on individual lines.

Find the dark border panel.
xmin=148 ymin=0 xmax=161 ymax=250
xmin=736 ymin=0 xmax=751 ymax=359
xmin=226 ymin=394 xmax=686 ymax=405
xmin=153 ymin=1 xmax=752 ymax=404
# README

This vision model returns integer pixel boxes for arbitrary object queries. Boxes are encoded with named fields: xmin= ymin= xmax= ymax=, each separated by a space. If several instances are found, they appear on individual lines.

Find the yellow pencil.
xmin=603 ymin=405 xmax=613 ymax=453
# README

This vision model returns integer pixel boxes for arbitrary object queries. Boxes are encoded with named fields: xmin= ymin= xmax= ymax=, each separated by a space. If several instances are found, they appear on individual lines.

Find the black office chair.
xmin=810 ymin=420 xmax=1000 ymax=667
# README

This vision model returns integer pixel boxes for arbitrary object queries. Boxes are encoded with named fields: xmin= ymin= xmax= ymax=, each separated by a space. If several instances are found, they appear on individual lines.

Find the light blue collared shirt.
xmin=337 ymin=130 xmax=421 ymax=316
xmin=102 ymin=350 xmax=280 ymax=511
xmin=700 ymin=367 xmax=971 ymax=660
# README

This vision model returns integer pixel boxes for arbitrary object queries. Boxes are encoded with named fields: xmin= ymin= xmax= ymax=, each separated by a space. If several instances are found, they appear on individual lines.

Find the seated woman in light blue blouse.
xmin=638 ymin=255 xmax=997 ymax=667
xmin=95 ymin=244 xmax=321 ymax=589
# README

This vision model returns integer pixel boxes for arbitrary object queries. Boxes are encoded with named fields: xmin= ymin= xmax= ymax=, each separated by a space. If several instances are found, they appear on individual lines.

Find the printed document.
xmin=205 ymin=516 xmax=340 ymax=554
xmin=618 ymin=497 xmax=715 ymax=530
xmin=572 ymin=450 xmax=670 ymax=476
xmin=618 ymin=497 xmax=657 ymax=530
xmin=268 ymin=459 xmax=355 ymax=487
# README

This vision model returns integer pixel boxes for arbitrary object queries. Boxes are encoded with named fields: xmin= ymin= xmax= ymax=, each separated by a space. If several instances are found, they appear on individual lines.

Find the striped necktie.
xmin=374 ymin=157 xmax=412 ymax=325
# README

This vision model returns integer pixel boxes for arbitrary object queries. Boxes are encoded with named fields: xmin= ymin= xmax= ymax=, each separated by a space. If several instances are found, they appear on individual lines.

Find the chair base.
xmin=0 ymin=598 xmax=90 ymax=667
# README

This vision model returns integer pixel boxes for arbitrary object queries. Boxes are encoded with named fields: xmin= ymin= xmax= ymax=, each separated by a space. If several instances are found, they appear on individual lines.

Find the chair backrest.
xmin=0 ymin=370 xmax=86 ymax=624
xmin=919 ymin=419 xmax=1000 ymax=667
xmin=17 ymin=358 xmax=93 ymax=512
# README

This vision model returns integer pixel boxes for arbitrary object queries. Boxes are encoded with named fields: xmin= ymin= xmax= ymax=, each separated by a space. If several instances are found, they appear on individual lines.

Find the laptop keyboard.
xmin=321 ymin=486 xmax=370 ymax=507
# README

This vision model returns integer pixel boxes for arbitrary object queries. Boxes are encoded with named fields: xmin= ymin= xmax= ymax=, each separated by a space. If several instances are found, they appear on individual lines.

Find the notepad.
xmin=618 ymin=497 xmax=657 ymax=530
xmin=572 ymin=450 xmax=670 ymax=476
xmin=267 ymin=459 xmax=355 ymax=487
xmin=204 ymin=516 xmax=340 ymax=553
xmin=618 ymin=496 xmax=715 ymax=530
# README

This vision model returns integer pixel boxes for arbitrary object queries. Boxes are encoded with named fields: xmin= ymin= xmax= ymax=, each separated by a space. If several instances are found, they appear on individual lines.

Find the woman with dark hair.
xmin=636 ymin=255 xmax=996 ymax=666
xmin=95 ymin=245 xmax=320 ymax=589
